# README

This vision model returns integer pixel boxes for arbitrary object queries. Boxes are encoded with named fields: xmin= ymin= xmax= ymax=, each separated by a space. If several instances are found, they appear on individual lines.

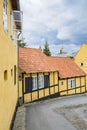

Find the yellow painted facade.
xmin=74 ymin=44 xmax=87 ymax=90
xmin=19 ymin=71 xmax=59 ymax=103
xmin=74 ymin=44 xmax=87 ymax=73
xmin=0 ymin=1 xmax=18 ymax=130
xmin=19 ymin=70 xmax=86 ymax=103
xmin=59 ymin=77 xmax=86 ymax=96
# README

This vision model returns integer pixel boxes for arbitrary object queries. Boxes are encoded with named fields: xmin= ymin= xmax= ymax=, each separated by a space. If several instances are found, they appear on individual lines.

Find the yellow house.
xmin=0 ymin=0 xmax=22 ymax=130
xmin=19 ymin=48 xmax=86 ymax=103
xmin=74 ymin=44 xmax=87 ymax=73
xmin=50 ymin=57 xmax=86 ymax=96
xmin=74 ymin=44 xmax=87 ymax=91
xmin=19 ymin=48 xmax=59 ymax=103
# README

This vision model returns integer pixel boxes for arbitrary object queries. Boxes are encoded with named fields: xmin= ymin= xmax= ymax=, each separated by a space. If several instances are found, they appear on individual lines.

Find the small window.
xmin=11 ymin=69 xmax=13 ymax=76
xmin=19 ymin=73 xmax=22 ymax=81
xmin=4 ymin=70 xmax=7 ymax=80
xmin=80 ymin=63 xmax=84 ymax=66
xmin=61 ymin=81 xmax=63 ymax=85
xmin=38 ymin=75 xmax=44 ymax=89
xmin=14 ymin=65 xmax=16 ymax=85
xmin=32 ymin=76 xmax=37 ymax=91
xmin=3 ymin=0 xmax=8 ymax=32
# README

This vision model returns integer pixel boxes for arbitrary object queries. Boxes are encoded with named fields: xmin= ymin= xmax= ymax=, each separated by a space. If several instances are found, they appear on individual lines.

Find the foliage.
xmin=43 ymin=41 xmax=51 ymax=56
xmin=68 ymin=56 xmax=74 ymax=59
xmin=17 ymin=39 xmax=26 ymax=48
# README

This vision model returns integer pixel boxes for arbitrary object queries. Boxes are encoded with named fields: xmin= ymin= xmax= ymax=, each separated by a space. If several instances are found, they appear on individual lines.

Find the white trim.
xmin=38 ymin=75 xmax=44 ymax=89
xmin=32 ymin=76 xmax=37 ymax=91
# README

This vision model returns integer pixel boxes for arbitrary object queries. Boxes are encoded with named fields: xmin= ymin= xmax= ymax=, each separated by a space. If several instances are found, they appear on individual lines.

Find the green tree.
xmin=43 ymin=41 xmax=51 ymax=56
xmin=17 ymin=39 xmax=26 ymax=48
xmin=68 ymin=56 xmax=74 ymax=59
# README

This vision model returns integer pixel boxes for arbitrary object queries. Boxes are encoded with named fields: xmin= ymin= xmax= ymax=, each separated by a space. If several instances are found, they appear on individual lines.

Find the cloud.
xmin=20 ymin=0 xmax=87 ymax=55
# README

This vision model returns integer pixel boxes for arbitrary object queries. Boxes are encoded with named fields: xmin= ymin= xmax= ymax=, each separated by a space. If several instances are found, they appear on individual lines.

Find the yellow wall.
xmin=19 ymin=70 xmax=86 ymax=103
xmin=0 ymin=1 xmax=18 ymax=130
xmin=19 ymin=72 xmax=58 ymax=103
xmin=59 ymin=79 xmax=67 ymax=95
xmin=59 ymin=77 xmax=86 ymax=96
xmin=74 ymin=44 xmax=87 ymax=90
xmin=74 ymin=44 xmax=87 ymax=73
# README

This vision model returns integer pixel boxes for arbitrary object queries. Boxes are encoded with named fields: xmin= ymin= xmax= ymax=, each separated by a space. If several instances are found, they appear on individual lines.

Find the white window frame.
xmin=71 ymin=79 xmax=76 ymax=88
xmin=3 ymin=0 xmax=8 ymax=32
xmin=32 ymin=76 xmax=37 ymax=91
xmin=68 ymin=79 xmax=76 ymax=89
xmin=68 ymin=79 xmax=71 ymax=86
xmin=38 ymin=75 xmax=44 ymax=89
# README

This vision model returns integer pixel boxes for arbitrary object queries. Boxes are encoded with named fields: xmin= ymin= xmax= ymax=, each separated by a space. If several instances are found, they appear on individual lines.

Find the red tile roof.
xmin=19 ymin=48 xmax=86 ymax=78
xmin=19 ymin=48 xmax=57 ymax=73
xmin=49 ymin=57 xmax=86 ymax=79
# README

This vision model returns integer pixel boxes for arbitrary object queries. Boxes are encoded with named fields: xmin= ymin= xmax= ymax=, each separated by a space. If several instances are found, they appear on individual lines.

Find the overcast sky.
xmin=20 ymin=0 xmax=87 ymax=56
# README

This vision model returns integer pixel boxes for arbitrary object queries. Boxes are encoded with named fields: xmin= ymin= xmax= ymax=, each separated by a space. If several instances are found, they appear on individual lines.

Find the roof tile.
xmin=19 ymin=48 xmax=86 ymax=78
xmin=49 ymin=57 xmax=86 ymax=78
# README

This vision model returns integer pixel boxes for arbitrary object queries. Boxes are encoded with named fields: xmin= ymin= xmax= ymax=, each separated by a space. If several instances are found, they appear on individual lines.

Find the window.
xmin=68 ymin=79 xmax=71 ymax=86
xmin=3 ymin=0 xmax=8 ymax=32
xmin=25 ymin=77 xmax=32 ymax=93
xmin=44 ymin=75 xmax=49 ymax=88
xmin=4 ymin=70 xmax=7 ymax=80
xmin=38 ymin=75 xmax=44 ymax=89
xmin=32 ymin=76 xmax=37 ymax=90
xmin=61 ymin=81 xmax=64 ymax=85
xmin=80 ymin=63 xmax=84 ymax=66
xmin=24 ymin=75 xmax=50 ymax=93
xmin=19 ymin=73 xmax=22 ymax=81
xmin=14 ymin=65 xmax=16 ymax=85
xmin=68 ymin=79 xmax=75 ymax=88
xmin=71 ymin=80 xmax=75 ymax=88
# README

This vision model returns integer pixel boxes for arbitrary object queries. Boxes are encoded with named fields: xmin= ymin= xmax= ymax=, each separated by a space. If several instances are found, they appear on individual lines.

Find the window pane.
xmin=44 ymin=75 xmax=49 ymax=88
xmin=68 ymin=79 xmax=72 ymax=88
xmin=32 ymin=77 xmax=37 ymax=90
xmin=38 ymin=76 xmax=44 ymax=89
xmin=3 ymin=0 xmax=8 ymax=32
xmin=71 ymin=80 xmax=75 ymax=88
xmin=25 ymin=77 xmax=32 ymax=93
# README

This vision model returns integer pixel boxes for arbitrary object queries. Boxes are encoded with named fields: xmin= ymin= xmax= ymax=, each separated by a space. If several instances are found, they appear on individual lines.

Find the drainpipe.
xmin=17 ymin=31 xmax=22 ymax=105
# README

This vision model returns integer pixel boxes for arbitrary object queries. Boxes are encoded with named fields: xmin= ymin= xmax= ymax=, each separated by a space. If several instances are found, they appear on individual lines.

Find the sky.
xmin=20 ymin=0 xmax=87 ymax=56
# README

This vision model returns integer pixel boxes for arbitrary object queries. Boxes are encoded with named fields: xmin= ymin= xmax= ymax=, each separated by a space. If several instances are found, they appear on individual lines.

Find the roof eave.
xmin=59 ymin=74 xmax=86 ymax=80
xmin=11 ymin=0 xmax=20 ymax=10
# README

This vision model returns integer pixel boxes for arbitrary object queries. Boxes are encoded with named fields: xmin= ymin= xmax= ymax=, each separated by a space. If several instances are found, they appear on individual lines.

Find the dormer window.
xmin=3 ymin=0 xmax=8 ymax=32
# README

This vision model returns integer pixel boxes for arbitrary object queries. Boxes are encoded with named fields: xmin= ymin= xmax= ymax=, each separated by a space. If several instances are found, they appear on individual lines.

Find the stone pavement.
xmin=12 ymin=106 xmax=26 ymax=130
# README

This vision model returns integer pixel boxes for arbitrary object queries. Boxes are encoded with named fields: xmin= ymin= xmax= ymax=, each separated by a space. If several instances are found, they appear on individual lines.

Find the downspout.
xmin=17 ymin=31 xmax=22 ymax=104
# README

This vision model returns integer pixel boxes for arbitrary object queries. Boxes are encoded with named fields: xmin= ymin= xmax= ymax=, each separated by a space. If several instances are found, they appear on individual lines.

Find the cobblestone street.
xmin=12 ymin=106 xmax=26 ymax=130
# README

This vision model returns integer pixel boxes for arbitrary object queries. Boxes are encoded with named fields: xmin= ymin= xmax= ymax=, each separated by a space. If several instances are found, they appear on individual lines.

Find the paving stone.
xmin=12 ymin=106 xmax=26 ymax=130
